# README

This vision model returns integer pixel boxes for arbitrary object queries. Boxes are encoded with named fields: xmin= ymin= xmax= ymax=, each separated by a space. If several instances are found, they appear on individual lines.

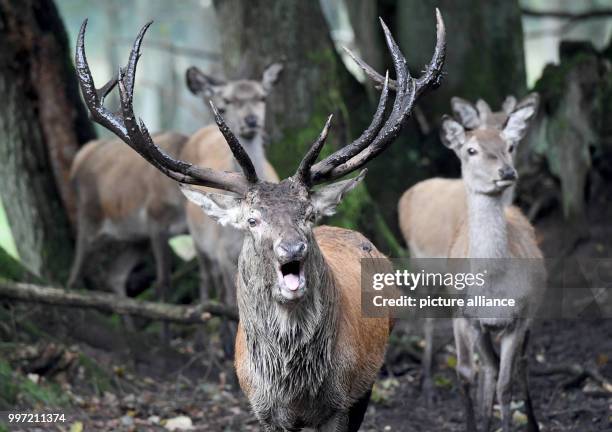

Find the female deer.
xmin=440 ymin=95 xmax=544 ymax=432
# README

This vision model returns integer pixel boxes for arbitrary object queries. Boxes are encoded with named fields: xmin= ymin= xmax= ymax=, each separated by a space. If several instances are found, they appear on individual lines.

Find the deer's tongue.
xmin=283 ymin=273 xmax=300 ymax=291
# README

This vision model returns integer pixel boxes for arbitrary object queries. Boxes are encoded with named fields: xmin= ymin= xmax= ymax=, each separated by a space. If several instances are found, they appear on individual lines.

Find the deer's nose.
xmin=244 ymin=115 xmax=258 ymax=128
xmin=275 ymin=240 xmax=307 ymax=263
xmin=498 ymin=165 xmax=517 ymax=181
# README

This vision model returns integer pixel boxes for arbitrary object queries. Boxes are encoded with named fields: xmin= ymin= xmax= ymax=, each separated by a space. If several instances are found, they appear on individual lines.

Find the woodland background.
xmin=0 ymin=1 xmax=611 ymax=431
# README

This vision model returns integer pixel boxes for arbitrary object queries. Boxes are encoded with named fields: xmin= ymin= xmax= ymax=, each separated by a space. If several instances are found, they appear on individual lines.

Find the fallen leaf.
xmin=70 ymin=421 xmax=83 ymax=432
xmin=597 ymin=353 xmax=608 ymax=367
xmin=164 ymin=415 xmax=194 ymax=431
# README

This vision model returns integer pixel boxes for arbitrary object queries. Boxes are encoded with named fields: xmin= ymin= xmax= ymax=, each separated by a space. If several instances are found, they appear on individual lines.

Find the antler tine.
xmin=96 ymin=71 xmax=119 ymax=103
xmin=76 ymin=19 xmax=128 ymax=141
xmin=295 ymin=114 xmax=333 ymax=184
xmin=415 ymin=8 xmax=446 ymax=94
xmin=310 ymin=15 xmax=429 ymax=184
xmin=343 ymin=47 xmax=396 ymax=91
xmin=76 ymin=19 xmax=249 ymax=194
xmin=308 ymin=12 xmax=445 ymax=184
xmin=309 ymin=73 xmax=389 ymax=182
xmin=344 ymin=8 xmax=446 ymax=96
xmin=210 ymin=102 xmax=259 ymax=184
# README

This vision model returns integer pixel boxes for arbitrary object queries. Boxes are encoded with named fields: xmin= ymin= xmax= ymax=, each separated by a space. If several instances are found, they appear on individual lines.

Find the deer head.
xmin=440 ymin=94 xmax=539 ymax=196
xmin=185 ymin=64 xmax=283 ymax=140
xmin=75 ymin=14 xmax=445 ymax=303
xmin=450 ymin=95 xmax=519 ymax=130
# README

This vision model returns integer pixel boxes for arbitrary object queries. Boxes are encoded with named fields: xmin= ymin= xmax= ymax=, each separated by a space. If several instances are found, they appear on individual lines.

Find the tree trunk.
xmin=0 ymin=0 xmax=96 ymax=281
xmin=214 ymin=0 xmax=369 ymax=170
xmin=348 ymin=0 xmax=528 ymax=237
xmin=213 ymin=0 xmax=403 ymax=254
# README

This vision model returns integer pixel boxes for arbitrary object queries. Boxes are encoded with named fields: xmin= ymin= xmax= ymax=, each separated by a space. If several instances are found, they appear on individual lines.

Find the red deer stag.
xmin=75 ymin=11 xmax=445 ymax=431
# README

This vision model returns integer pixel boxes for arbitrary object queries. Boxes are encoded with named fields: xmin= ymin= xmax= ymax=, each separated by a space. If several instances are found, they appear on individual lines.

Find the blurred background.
xmin=0 ymin=1 xmax=610 ymax=431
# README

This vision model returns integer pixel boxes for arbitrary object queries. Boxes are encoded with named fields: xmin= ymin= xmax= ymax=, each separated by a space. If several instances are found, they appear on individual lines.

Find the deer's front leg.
xmin=317 ymin=412 xmax=349 ymax=432
xmin=454 ymin=319 xmax=478 ymax=432
xmin=497 ymin=325 xmax=527 ymax=432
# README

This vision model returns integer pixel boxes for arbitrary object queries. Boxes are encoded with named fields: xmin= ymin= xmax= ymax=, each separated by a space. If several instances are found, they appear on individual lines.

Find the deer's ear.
xmin=451 ymin=97 xmax=479 ymax=129
xmin=502 ymin=93 xmax=539 ymax=145
xmin=440 ymin=115 xmax=466 ymax=150
xmin=262 ymin=63 xmax=283 ymax=93
xmin=180 ymin=185 xmax=243 ymax=228
xmin=502 ymin=95 xmax=517 ymax=114
xmin=311 ymin=170 xmax=366 ymax=218
xmin=476 ymin=99 xmax=492 ymax=124
xmin=186 ymin=66 xmax=225 ymax=98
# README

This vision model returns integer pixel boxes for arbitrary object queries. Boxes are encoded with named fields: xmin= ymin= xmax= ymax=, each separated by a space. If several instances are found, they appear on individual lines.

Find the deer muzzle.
xmin=274 ymin=239 xmax=308 ymax=301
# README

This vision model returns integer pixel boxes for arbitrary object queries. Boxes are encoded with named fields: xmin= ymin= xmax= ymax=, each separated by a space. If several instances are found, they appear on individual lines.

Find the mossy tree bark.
xmin=0 ymin=0 xmax=96 ymax=282
xmin=213 ymin=0 xmax=403 ymax=254
xmin=347 ymin=0 xmax=527 ymax=237
xmin=517 ymin=42 xmax=608 ymax=238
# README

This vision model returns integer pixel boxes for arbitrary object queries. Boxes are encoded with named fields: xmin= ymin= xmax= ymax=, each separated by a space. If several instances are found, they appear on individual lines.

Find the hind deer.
xmin=350 ymin=45 xmax=542 ymax=430
xmin=180 ymin=63 xmax=282 ymax=306
xmin=67 ymin=124 xmax=189 ymax=313
xmin=75 ymin=11 xmax=445 ymax=431
xmin=439 ymin=96 xmax=544 ymax=432
xmin=396 ymin=95 xmax=536 ymax=403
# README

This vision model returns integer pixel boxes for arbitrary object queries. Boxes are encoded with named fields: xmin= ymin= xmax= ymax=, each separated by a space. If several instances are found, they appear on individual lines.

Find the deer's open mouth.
xmin=494 ymin=179 xmax=515 ymax=190
xmin=276 ymin=260 xmax=306 ymax=301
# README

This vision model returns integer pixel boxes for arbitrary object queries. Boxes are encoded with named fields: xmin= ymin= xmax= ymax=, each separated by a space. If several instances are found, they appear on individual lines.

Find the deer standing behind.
xmin=397 ymin=95 xmax=533 ymax=403
xmin=439 ymin=94 xmax=544 ymax=432
xmin=75 ymin=11 xmax=445 ymax=431
xmin=68 ymin=129 xmax=188 ymax=323
xmin=180 ymin=64 xmax=281 ymax=307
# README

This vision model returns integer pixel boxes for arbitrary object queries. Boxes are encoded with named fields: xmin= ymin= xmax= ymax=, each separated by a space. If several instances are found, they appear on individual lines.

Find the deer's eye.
xmin=247 ymin=217 xmax=258 ymax=227
xmin=223 ymin=98 xmax=232 ymax=105
xmin=508 ymin=144 xmax=515 ymax=153
xmin=467 ymin=147 xmax=477 ymax=156
xmin=307 ymin=212 xmax=316 ymax=223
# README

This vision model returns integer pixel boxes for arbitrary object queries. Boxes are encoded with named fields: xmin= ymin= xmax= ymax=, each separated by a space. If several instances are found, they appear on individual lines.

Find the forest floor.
xmin=1 ymin=193 xmax=612 ymax=432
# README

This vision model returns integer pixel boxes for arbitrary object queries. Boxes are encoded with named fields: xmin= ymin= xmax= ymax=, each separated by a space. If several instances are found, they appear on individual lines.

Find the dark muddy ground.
xmin=2 ymin=315 xmax=609 ymax=431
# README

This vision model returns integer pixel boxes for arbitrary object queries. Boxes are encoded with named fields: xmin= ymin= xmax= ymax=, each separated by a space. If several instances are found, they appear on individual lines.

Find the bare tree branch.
xmin=522 ymin=7 xmax=612 ymax=20
xmin=0 ymin=279 xmax=238 ymax=322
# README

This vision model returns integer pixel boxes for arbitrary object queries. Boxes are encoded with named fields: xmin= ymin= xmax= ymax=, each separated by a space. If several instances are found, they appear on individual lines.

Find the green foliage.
xmin=0 ymin=249 xmax=27 ymax=282
xmin=0 ymin=360 xmax=69 ymax=409
xmin=0 ymin=201 xmax=17 ymax=260
xmin=77 ymin=354 xmax=112 ymax=395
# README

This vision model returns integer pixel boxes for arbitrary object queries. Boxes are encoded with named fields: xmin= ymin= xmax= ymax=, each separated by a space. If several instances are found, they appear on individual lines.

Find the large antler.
xmin=297 ymin=9 xmax=446 ymax=185
xmin=75 ymin=19 xmax=257 ymax=194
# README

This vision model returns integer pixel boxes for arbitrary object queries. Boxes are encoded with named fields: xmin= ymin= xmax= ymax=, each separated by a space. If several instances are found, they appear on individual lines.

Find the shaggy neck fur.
xmin=466 ymin=188 xmax=509 ymax=259
xmin=237 ymin=233 xmax=338 ymax=400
